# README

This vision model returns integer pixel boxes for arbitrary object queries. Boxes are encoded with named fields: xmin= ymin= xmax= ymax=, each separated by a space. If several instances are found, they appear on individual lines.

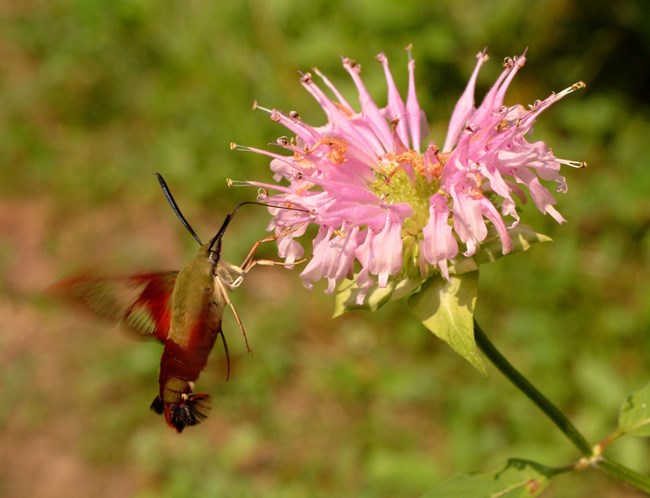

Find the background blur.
xmin=1 ymin=1 xmax=649 ymax=497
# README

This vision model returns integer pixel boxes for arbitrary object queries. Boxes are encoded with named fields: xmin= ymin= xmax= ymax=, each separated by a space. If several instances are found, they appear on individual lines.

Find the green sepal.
xmin=333 ymin=276 xmax=425 ymax=318
xmin=448 ymin=224 xmax=552 ymax=275
xmin=407 ymin=272 xmax=485 ymax=375
xmin=420 ymin=458 xmax=559 ymax=498
xmin=617 ymin=381 xmax=650 ymax=437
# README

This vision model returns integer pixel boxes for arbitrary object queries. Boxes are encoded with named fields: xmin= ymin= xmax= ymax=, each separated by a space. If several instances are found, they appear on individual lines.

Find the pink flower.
xmin=233 ymin=49 xmax=585 ymax=303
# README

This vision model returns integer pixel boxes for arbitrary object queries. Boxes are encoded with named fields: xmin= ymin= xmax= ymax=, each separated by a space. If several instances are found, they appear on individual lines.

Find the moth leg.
xmin=233 ymin=225 xmax=308 ymax=287
xmin=238 ymin=232 xmax=286 ymax=274
xmin=218 ymin=225 xmax=307 ymax=353
xmin=232 ymin=258 xmax=306 ymax=288
xmin=215 ymin=277 xmax=252 ymax=353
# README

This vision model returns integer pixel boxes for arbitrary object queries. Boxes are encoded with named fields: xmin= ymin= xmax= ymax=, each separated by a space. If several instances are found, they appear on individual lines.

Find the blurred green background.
xmin=1 ymin=0 xmax=649 ymax=497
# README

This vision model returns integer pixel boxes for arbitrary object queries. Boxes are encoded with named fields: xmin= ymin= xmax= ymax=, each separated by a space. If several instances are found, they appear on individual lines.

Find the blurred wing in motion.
xmin=52 ymin=272 xmax=178 ymax=342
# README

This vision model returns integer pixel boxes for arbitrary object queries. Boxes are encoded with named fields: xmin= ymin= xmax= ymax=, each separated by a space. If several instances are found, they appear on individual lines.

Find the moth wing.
xmin=52 ymin=271 xmax=178 ymax=342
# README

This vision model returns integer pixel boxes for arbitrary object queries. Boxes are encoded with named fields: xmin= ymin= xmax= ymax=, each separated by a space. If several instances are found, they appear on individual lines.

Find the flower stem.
xmin=473 ymin=319 xmax=592 ymax=455
xmin=474 ymin=320 xmax=650 ymax=493
xmin=596 ymin=456 xmax=650 ymax=493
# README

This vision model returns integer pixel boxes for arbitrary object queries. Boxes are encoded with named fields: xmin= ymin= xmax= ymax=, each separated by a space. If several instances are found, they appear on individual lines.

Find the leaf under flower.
xmin=333 ymin=276 xmax=425 ymax=317
xmin=408 ymin=272 xmax=484 ymax=375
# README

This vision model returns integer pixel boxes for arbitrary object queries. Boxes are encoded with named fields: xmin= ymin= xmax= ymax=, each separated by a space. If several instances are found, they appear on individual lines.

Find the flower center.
xmin=370 ymin=151 xmax=442 ymax=278
xmin=371 ymin=152 xmax=440 ymax=228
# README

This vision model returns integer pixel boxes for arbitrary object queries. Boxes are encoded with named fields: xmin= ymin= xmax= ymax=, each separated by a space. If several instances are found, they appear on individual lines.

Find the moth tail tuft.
xmin=168 ymin=394 xmax=211 ymax=433
xmin=150 ymin=396 xmax=164 ymax=415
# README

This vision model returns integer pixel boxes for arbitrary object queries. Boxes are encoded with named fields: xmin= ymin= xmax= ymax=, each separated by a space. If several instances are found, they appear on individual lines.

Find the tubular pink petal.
xmin=299 ymin=226 xmax=333 ymax=287
xmin=489 ymin=53 xmax=527 ymax=116
xmin=354 ymin=267 xmax=375 ymax=305
xmin=342 ymin=58 xmax=394 ymax=152
xmin=370 ymin=218 xmax=403 ymax=287
xmin=518 ymin=173 xmax=567 ymax=224
xmin=301 ymin=73 xmax=386 ymax=156
xmin=443 ymin=49 xmax=489 ymax=153
xmin=313 ymin=67 xmax=354 ymax=112
xmin=301 ymin=225 xmax=359 ymax=295
xmin=469 ymin=61 xmax=513 ymax=126
xmin=479 ymin=198 xmax=512 ymax=254
xmin=421 ymin=195 xmax=459 ymax=280
xmin=406 ymin=55 xmax=425 ymax=152
xmin=376 ymin=53 xmax=410 ymax=148
xmin=277 ymin=235 xmax=305 ymax=264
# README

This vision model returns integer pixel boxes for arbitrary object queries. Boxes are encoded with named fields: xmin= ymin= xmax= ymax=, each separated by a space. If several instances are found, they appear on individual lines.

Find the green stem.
xmin=473 ymin=319 xmax=592 ymax=455
xmin=596 ymin=456 xmax=650 ymax=494
xmin=473 ymin=320 xmax=650 ymax=493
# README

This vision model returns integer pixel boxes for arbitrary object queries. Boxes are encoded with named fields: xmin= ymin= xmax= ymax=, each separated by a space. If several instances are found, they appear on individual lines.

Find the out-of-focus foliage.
xmin=0 ymin=1 xmax=648 ymax=497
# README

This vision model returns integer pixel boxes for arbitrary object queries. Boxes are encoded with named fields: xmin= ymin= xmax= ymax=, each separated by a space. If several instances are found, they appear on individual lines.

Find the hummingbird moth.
xmin=53 ymin=174 xmax=309 ymax=432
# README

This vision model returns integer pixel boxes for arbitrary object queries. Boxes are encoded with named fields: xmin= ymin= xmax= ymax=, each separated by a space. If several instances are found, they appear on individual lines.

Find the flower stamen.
xmin=558 ymin=159 xmax=588 ymax=169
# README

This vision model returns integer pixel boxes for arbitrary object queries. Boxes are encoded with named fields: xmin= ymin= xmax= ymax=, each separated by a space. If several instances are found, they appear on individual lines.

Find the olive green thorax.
xmin=168 ymin=243 xmax=223 ymax=347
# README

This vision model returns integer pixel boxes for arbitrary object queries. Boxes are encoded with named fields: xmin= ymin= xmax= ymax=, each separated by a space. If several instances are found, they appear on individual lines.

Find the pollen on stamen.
xmin=558 ymin=158 xmax=588 ymax=169
xmin=342 ymin=57 xmax=361 ymax=71
xmin=230 ymin=142 xmax=250 ymax=152
xmin=512 ymin=54 xmax=525 ymax=67
xmin=227 ymin=179 xmax=253 ymax=188
xmin=555 ymin=81 xmax=587 ymax=100
xmin=252 ymin=103 xmax=284 ymax=122
xmin=476 ymin=47 xmax=489 ymax=63
xmin=253 ymin=103 xmax=273 ymax=114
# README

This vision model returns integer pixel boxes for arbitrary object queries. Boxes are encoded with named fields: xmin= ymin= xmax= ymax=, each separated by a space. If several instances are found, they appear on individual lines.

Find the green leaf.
xmin=421 ymin=459 xmax=558 ymax=498
xmin=333 ymin=276 xmax=424 ymax=317
xmin=448 ymin=225 xmax=552 ymax=275
xmin=408 ymin=272 xmax=484 ymax=374
xmin=618 ymin=381 xmax=650 ymax=437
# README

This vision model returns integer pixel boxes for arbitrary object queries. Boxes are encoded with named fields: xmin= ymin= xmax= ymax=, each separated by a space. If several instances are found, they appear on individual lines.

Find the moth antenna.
xmin=156 ymin=173 xmax=203 ymax=246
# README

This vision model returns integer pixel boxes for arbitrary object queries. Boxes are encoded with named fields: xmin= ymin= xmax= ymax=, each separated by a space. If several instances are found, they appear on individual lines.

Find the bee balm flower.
xmin=234 ymin=49 xmax=585 ymax=304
